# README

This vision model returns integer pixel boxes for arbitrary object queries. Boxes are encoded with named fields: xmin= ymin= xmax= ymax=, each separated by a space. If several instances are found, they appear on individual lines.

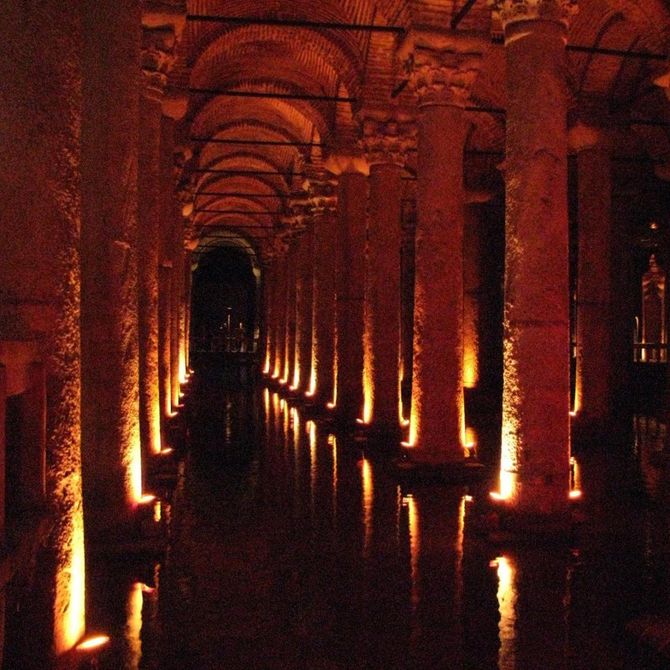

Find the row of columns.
xmin=0 ymin=1 xmax=191 ymax=659
xmin=264 ymin=2 xmax=620 ymax=520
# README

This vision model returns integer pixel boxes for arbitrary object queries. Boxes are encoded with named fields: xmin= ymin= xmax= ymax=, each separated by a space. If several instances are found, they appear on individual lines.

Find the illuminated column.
xmin=398 ymin=32 xmax=482 ymax=464
xmin=464 ymin=204 xmax=484 ymax=391
xmin=309 ymin=181 xmax=338 ymax=405
xmin=493 ymin=0 xmax=576 ymax=514
xmin=361 ymin=115 xmax=413 ymax=433
xmin=182 ymin=249 xmax=193 ymax=374
xmin=138 ymin=63 xmax=165 ymax=457
xmin=273 ymin=249 xmax=288 ymax=379
xmin=294 ymin=224 xmax=315 ymax=393
xmin=81 ymin=0 xmax=143 ymax=523
xmin=571 ymin=124 xmax=614 ymax=438
xmin=284 ymin=237 xmax=299 ymax=386
xmin=400 ymin=199 xmax=417 ymax=418
xmin=261 ymin=259 xmax=275 ymax=374
xmin=158 ymin=262 xmax=173 ymax=421
xmin=170 ymin=220 xmax=185 ymax=407
xmin=1 ymin=0 xmax=86 ymax=653
xmin=327 ymin=156 xmax=369 ymax=423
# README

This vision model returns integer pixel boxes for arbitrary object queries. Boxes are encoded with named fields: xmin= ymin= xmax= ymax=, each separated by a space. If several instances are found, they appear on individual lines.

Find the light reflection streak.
xmin=404 ymin=494 xmax=420 ymax=610
xmin=307 ymin=420 xmax=317 ymax=514
xmin=495 ymin=555 xmax=518 ymax=669
xmin=125 ymin=582 xmax=143 ymax=669
xmin=328 ymin=434 xmax=338 ymax=524
xmin=362 ymin=458 xmax=373 ymax=559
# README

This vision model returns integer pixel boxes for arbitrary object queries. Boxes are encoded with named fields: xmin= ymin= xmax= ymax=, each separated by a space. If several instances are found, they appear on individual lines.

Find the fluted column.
xmin=308 ymin=181 xmax=338 ymax=405
xmin=327 ymin=155 xmax=369 ymax=424
xmin=81 ymin=0 xmax=143 ymax=526
xmin=398 ymin=32 xmax=482 ymax=464
xmin=361 ymin=115 xmax=413 ymax=435
xmin=570 ymin=124 xmax=614 ymax=440
xmin=492 ymin=0 xmax=576 ymax=515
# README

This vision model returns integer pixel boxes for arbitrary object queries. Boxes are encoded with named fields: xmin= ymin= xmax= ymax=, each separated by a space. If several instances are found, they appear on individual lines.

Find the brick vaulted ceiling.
xmin=170 ymin=0 xmax=670 ymax=260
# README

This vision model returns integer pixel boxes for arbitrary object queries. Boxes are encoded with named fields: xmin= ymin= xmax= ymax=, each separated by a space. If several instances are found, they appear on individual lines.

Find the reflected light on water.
xmin=328 ymin=434 xmax=338 ymax=523
xmin=307 ymin=420 xmax=317 ymax=509
xmin=361 ymin=458 xmax=373 ymax=559
xmin=403 ymin=494 xmax=420 ymax=610
xmin=494 ymin=555 xmax=517 ymax=669
xmin=125 ymin=582 xmax=144 ymax=669
xmin=76 ymin=634 xmax=110 ymax=653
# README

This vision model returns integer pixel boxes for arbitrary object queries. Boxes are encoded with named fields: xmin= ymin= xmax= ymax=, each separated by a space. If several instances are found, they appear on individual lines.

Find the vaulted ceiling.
xmin=169 ymin=0 xmax=670 ymax=262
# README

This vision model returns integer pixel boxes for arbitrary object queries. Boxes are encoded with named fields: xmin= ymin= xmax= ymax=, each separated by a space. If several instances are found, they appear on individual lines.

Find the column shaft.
xmin=464 ymin=205 xmax=484 ymax=391
xmin=273 ymin=257 xmax=287 ymax=379
xmin=364 ymin=163 xmax=402 ymax=431
xmin=574 ymin=142 xmax=614 ymax=433
xmin=409 ymin=104 xmax=467 ymax=462
xmin=158 ymin=263 xmax=172 ymax=419
xmin=138 ymin=89 xmax=163 ymax=455
xmin=312 ymin=212 xmax=337 ymax=405
xmin=295 ymin=226 xmax=315 ymax=392
xmin=81 ymin=0 xmax=142 ymax=520
xmin=1 ymin=0 xmax=86 ymax=653
xmin=335 ymin=171 xmax=367 ymax=421
xmin=500 ymin=18 xmax=571 ymax=512
xmin=284 ymin=242 xmax=298 ymax=386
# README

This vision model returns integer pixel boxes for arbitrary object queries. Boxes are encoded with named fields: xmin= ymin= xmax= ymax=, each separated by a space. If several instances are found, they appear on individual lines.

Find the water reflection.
xmin=87 ymin=376 xmax=670 ymax=670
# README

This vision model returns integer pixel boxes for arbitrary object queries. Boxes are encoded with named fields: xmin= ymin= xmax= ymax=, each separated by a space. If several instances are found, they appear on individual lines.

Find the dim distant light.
xmin=569 ymin=489 xmax=583 ymax=499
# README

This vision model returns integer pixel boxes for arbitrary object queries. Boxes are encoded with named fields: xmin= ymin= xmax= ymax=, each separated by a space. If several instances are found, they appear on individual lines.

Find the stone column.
xmin=492 ymin=0 xmax=576 ymax=515
xmin=570 ymin=124 xmax=614 ymax=440
xmin=294 ymin=224 xmax=315 ymax=393
xmin=158 ymin=262 xmax=173 ymax=420
xmin=308 ymin=181 xmax=338 ymax=406
xmin=327 ymin=156 xmax=369 ymax=424
xmin=81 ymin=0 xmax=143 ymax=525
xmin=400 ymin=199 xmax=417 ymax=420
xmin=273 ymin=249 xmax=288 ymax=379
xmin=138 ymin=72 xmax=164 ymax=457
xmin=0 ymin=367 xmax=5 ymax=543
xmin=283 ymin=237 xmax=299 ymax=386
xmin=361 ymin=116 xmax=413 ymax=435
xmin=170 ymin=218 xmax=185 ymax=408
xmin=398 ymin=32 xmax=482 ymax=465
xmin=261 ymin=259 xmax=275 ymax=374
xmin=464 ymin=204 xmax=484 ymax=391
xmin=1 ymin=0 xmax=86 ymax=654
xmin=183 ymin=249 xmax=193 ymax=375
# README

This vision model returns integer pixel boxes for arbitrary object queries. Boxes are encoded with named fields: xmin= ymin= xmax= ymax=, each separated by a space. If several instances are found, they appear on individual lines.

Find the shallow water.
xmin=85 ymin=366 xmax=670 ymax=670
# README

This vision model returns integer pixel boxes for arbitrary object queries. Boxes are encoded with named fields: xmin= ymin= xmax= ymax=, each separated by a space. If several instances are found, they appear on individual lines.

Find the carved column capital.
xmin=360 ymin=115 xmax=416 ymax=167
xmin=398 ymin=30 xmax=484 ymax=108
xmin=307 ymin=176 xmax=338 ymax=217
xmin=488 ymin=0 xmax=578 ymax=29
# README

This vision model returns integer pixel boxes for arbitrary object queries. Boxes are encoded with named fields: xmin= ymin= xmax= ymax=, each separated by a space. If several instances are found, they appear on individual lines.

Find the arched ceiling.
xmin=171 ymin=0 xmax=670 ymax=254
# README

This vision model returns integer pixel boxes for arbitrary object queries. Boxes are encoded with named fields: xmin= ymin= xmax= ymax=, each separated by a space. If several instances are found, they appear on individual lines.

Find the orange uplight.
xmin=326 ymin=401 xmax=336 ymax=410
xmin=306 ymin=366 xmax=317 ymax=398
xmin=138 ymin=494 xmax=156 ymax=505
xmin=158 ymin=447 xmax=173 ymax=456
xmin=76 ymin=635 xmax=110 ymax=652
xmin=129 ymin=428 xmax=143 ymax=505
xmin=569 ymin=489 xmax=583 ymax=499
xmin=569 ymin=410 xmax=577 ymax=418
xmin=361 ymin=458 xmax=373 ymax=558
xmin=464 ymin=427 xmax=477 ymax=451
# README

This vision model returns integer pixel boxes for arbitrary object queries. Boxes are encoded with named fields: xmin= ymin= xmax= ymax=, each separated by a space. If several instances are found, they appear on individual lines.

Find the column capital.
xmin=324 ymin=150 xmax=369 ymax=176
xmin=307 ymin=175 xmax=338 ymax=216
xmin=359 ymin=113 xmax=416 ymax=167
xmin=397 ymin=30 xmax=484 ymax=108
xmin=488 ymin=0 xmax=578 ymax=30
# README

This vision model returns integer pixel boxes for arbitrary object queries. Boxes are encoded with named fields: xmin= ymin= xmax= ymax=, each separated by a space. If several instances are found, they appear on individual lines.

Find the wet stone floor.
xmin=85 ymin=366 xmax=670 ymax=669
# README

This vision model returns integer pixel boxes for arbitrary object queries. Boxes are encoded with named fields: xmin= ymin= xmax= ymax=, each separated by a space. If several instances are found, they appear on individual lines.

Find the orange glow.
xmin=463 ymin=348 xmax=479 ymax=389
xmin=326 ymin=401 xmax=336 ymax=410
xmin=570 ymin=455 xmax=582 ymax=493
xmin=362 ymin=325 xmax=374 ymax=425
xmin=179 ymin=348 xmax=188 ymax=384
xmin=128 ymin=424 xmax=144 ymax=505
xmin=361 ymin=458 xmax=373 ymax=559
xmin=158 ymin=447 xmax=173 ymax=456
xmin=492 ymin=414 xmax=519 ymax=501
xmin=76 ymin=635 xmax=110 ymax=653
xmin=153 ymin=500 xmax=162 ymax=523
xmin=57 ymin=505 xmax=86 ymax=654
xmin=404 ymin=494 xmax=420 ymax=609
xmin=292 ymin=362 xmax=300 ymax=391
xmin=138 ymin=493 xmax=156 ymax=505
xmin=569 ymin=490 xmax=583 ymax=499
xmin=305 ymin=362 xmax=316 ymax=397
xmin=329 ymin=434 xmax=338 ymax=521
xmin=464 ymin=426 xmax=477 ymax=451
xmin=495 ymin=555 xmax=517 ymax=668
xmin=308 ymin=420 xmax=317 ymax=508
xmin=569 ymin=410 xmax=578 ymax=417
xmin=127 ymin=582 xmax=143 ymax=666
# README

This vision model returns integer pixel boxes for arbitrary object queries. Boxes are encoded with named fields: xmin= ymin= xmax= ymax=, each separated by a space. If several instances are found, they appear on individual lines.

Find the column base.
xmin=394 ymin=451 xmax=486 ymax=484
